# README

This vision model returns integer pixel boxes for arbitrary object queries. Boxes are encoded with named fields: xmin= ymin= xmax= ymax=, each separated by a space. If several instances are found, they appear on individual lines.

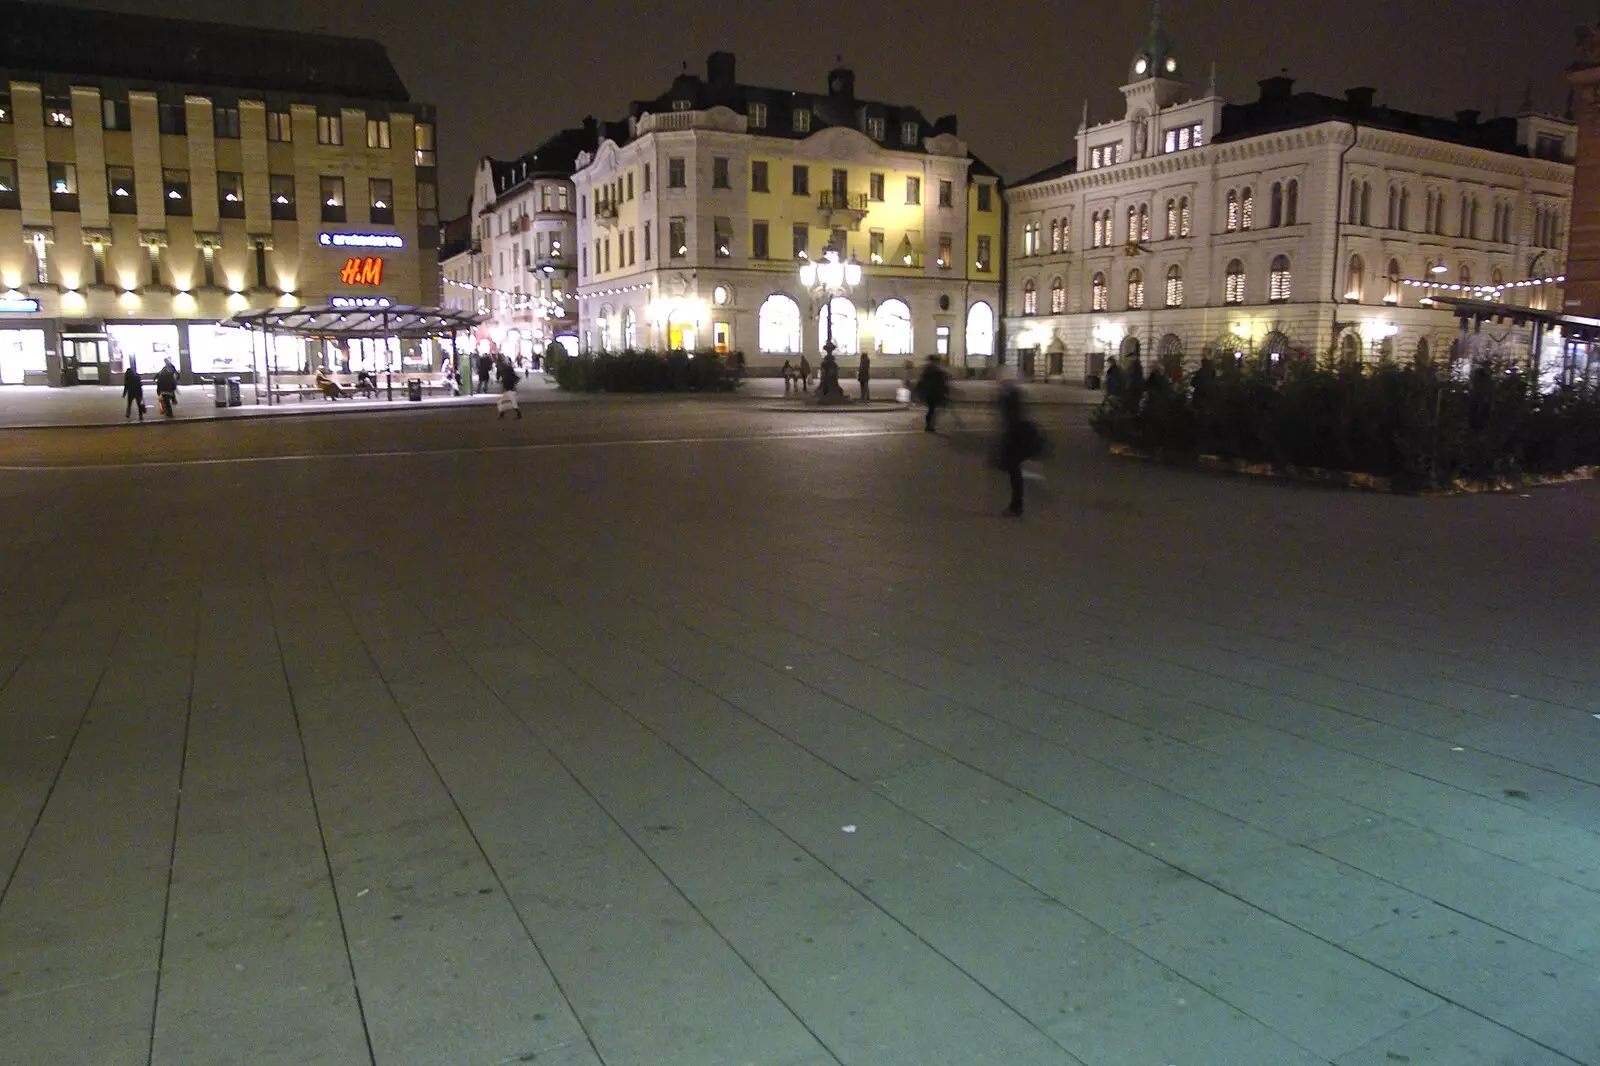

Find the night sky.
xmin=50 ymin=0 xmax=1595 ymax=211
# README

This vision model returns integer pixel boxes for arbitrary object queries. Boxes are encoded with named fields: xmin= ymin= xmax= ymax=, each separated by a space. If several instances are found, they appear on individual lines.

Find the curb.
xmin=1106 ymin=443 xmax=1600 ymax=495
xmin=0 ymin=393 xmax=499 ymax=432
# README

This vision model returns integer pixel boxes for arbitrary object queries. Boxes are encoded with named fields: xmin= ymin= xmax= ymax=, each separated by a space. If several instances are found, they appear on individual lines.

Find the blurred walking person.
xmin=122 ymin=363 xmax=145 ymax=421
xmin=996 ymin=381 xmax=1043 ymax=517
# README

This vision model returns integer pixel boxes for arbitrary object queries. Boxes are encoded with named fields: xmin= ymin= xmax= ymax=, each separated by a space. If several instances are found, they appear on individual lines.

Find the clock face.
xmin=712 ymin=285 xmax=729 ymax=305
xmin=1165 ymin=57 xmax=1178 ymax=73
xmin=1134 ymin=57 xmax=1148 ymax=74
xmin=831 ymin=77 xmax=843 ymax=92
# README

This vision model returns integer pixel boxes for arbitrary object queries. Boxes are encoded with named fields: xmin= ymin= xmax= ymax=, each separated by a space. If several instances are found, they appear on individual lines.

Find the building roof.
xmin=486 ymin=123 xmax=602 ymax=202
xmin=1013 ymin=157 xmax=1078 ymax=187
xmin=0 ymin=0 xmax=410 ymax=100
xmin=596 ymin=52 xmax=984 ymax=171
xmin=437 ymin=214 xmax=472 ymax=262
xmin=1214 ymin=78 xmax=1568 ymax=159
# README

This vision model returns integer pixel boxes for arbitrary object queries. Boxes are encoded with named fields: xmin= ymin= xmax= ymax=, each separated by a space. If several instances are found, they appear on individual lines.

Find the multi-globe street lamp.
xmin=799 ymin=249 xmax=862 ymax=362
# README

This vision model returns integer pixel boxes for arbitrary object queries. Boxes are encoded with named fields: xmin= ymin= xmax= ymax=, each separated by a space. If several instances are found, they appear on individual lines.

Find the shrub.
xmin=551 ymin=349 xmax=742 ymax=393
xmin=1092 ymin=358 xmax=1600 ymax=491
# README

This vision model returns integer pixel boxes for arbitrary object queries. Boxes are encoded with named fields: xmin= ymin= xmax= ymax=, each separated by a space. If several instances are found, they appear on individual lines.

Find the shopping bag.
xmin=497 ymin=391 xmax=518 ymax=413
xmin=895 ymin=386 xmax=912 ymax=405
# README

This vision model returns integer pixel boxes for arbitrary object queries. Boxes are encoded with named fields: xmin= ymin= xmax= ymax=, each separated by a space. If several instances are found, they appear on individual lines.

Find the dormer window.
xmin=1162 ymin=122 xmax=1203 ymax=153
xmin=748 ymin=102 xmax=767 ymax=128
xmin=793 ymin=108 xmax=812 ymax=133
xmin=671 ymin=99 xmax=692 ymax=112
xmin=866 ymin=116 xmax=885 ymax=140
xmin=901 ymin=121 xmax=918 ymax=145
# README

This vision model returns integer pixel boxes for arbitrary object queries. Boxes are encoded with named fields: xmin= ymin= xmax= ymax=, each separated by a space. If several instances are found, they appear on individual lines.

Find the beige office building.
xmin=0 ymin=0 xmax=440 ymax=386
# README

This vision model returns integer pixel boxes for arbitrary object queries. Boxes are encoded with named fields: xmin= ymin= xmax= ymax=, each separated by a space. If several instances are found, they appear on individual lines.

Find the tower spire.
xmin=1208 ymin=60 xmax=1217 ymax=97
xmin=1079 ymin=99 xmax=1089 ymax=131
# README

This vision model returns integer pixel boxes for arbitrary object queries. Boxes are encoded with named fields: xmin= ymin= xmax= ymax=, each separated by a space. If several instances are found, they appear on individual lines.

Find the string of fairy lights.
xmin=1398 ymin=273 xmax=1566 ymax=301
xmin=441 ymin=277 xmax=567 ymax=318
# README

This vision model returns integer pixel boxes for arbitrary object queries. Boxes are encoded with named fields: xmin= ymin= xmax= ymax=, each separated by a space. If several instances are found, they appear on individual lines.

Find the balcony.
xmin=818 ymin=191 xmax=870 ymax=230
xmin=534 ymin=255 xmax=571 ymax=274
xmin=595 ymin=201 xmax=619 ymax=228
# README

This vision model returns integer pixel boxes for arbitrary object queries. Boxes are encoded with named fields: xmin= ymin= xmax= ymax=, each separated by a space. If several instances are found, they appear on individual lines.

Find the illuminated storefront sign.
xmin=320 ymin=232 xmax=404 ymax=248
xmin=0 ymin=297 xmax=41 ymax=313
xmin=330 ymin=296 xmax=393 ymax=309
xmin=340 ymin=257 xmax=385 ymax=286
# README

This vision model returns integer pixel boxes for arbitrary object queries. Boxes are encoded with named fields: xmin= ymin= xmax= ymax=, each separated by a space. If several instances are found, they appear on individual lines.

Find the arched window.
xmin=1139 ymin=202 xmax=1150 ymax=242
xmin=666 ymin=306 xmax=697 ymax=350
xmin=598 ymin=304 xmax=616 ymax=351
xmin=1459 ymin=264 xmax=1471 ymax=286
xmin=1458 ymin=193 xmax=1469 ymax=237
xmin=1270 ymin=182 xmax=1283 ymax=228
xmin=1399 ymin=187 xmax=1410 ymax=230
xmin=1340 ymin=332 xmax=1360 ymax=361
xmin=1345 ymin=254 xmax=1364 ymax=302
xmin=1126 ymin=268 xmax=1145 ymax=309
xmin=875 ymin=298 xmax=913 ymax=354
xmin=1491 ymin=267 xmax=1503 ymax=288
xmin=1387 ymin=186 xmax=1399 ymax=229
xmin=1166 ymin=199 xmax=1178 ymax=239
xmin=1285 ymin=180 xmax=1298 ymax=226
xmin=1127 ymin=205 xmax=1139 ymax=244
xmin=1049 ymin=276 xmax=1065 ymax=313
xmin=1360 ymin=181 xmax=1371 ymax=226
xmin=1225 ymin=259 xmax=1245 ymax=304
xmin=622 ymin=306 xmax=637 ymax=349
xmin=1386 ymin=258 xmax=1401 ymax=304
xmin=1091 ymin=272 xmax=1108 ymax=311
xmin=1179 ymin=196 xmax=1192 ymax=236
xmin=757 ymin=293 xmax=802 ymax=353
xmin=1241 ymin=187 xmax=1255 ymax=229
xmin=1102 ymin=211 xmax=1114 ymax=247
xmin=1269 ymin=255 xmax=1291 ymax=302
xmin=1060 ymin=215 xmax=1071 ymax=249
xmin=965 ymin=302 xmax=995 ymax=358
xmin=1049 ymin=220 xmax=1060 ymax=253
xmin=1226 ymin=189 xmax=1240 ymax=232
xmin=1415 ymin=337 xmax=1431 ymax=367
xmin=1090 ymin=211 xmax=1101 ymax=248
xmin=1348 ymin=180 xmax=1360 ymax=225
xmin=1022 ymin=279 xmax=1037 ymax=315
xmin=1470 ymin=198 xmax=1480 ymax=240
xmin=1165 ymin=265 xmax=1183 ymax=307
xmin=817 ymin=297 xmax=858 ymax=354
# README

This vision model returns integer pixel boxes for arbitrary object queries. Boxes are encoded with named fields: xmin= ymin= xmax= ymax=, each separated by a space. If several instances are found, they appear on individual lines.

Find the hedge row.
xmin=1090 ymin=357 xmax=1600 ymax=492
xmin=546 ymin=346 xmax=742 ymax=393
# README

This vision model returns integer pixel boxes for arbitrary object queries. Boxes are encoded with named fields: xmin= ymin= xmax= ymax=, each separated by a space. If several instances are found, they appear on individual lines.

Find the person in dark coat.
xmin=154 ymin=359 xmax=179 ymax=417
xmin=916 ymin=355 xmax=951 ymax=432
xmin=780 ymin=359 xmax=794 ymax=392
xmin=798 ymin=354 xmax=812 ymax=393
xmin=122 ymin=364 xmax=145 ymax=421
xmin=1102 ymin=356 xmax=1125 ymax=397
xmin=477 ymin=352 xmax=493 ymax=392
xmin=857 ymin=352 xmax=871 ymax=401
xmin=497 ymin=355 xmax=522 ymax=419
xmin=1190 ymin=354 xmax=1217 ymax=409
xmin=996 ymin=382 xmax=1040 ymax=517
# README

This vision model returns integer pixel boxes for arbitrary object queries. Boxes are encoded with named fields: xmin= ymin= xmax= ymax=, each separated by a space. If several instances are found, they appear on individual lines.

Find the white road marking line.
xmin=0 ymin=427 xmax=926 ymax=472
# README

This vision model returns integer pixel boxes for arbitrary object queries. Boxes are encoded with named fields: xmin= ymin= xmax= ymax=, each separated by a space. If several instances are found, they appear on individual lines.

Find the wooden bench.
xmin=268 ymin=375 xmax=456 ymax=402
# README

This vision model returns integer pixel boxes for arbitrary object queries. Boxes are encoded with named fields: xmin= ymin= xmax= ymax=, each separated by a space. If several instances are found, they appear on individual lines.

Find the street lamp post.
xmin=800 ymin=249 xmax=861 ymax=402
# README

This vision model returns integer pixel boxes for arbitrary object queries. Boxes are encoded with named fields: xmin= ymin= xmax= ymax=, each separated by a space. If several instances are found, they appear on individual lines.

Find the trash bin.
xmin=226 ymin=376 xmax=242 ymax=407
xmin=213 ymin=377 xmax=229 ymax=407
xmin=407 ymin=377 xmax=423 ymax=402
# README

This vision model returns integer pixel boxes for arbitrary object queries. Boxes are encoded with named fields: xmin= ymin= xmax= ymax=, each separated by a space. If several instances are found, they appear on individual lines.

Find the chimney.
xmin=827 ymin=66 xmax=855 ymax=100
xmin=1456 ymin=108 xmax=1480 ymax=127
xmin=1344 ymin=86 xmax=1375 ymax=112
xmin=1258 ymin=72 xmax=1295 ymax=105
xmin=933 ymin=113 xmax=958 ymax=136
xmin=707 ymin=51 xmax=736 ymax=89
xmin=581 ymin=115 xmax=598 ymax=144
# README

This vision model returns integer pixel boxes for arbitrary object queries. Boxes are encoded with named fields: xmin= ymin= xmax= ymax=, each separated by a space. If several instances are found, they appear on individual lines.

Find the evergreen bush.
xmin=1091 ymin=357 xmax=1600 ymax=491
xmin=550 ymin=349 xmax=743 ymax=393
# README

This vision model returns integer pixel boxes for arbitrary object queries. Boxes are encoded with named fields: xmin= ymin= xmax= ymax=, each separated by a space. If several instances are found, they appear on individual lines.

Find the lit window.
xmin=901 ymin=121 xmax=918 ymax=145
xmin=867 ymin=116 xmax=885 ymax=140
xmin=0 ymin=94 xmax=10 ymax=123
xmin=976 ymin=235 xmax=992 ymax=272
xmin=793 ymin=222 xmax=808 ymax=259
xmin=1091 ymin=272 xmax=1108 ymax=311
xmin=1091 ymin=146 xmax=1103 ymax=169
xmin=414 ymin=122 xmax=436 ymax=165
xmin=669 ymin=216 xmax=688 ymax=257
xmin=163 ymin=169 xmax=190 ymax=215
xmin=1165 ymin=265 xmax=1183 ymax=307
xmin=793 ymin=108 xmax=811 ymax=133
xmin=1241 ymin=187 xmax=1255 ymax=230
xmin=320 ymin=175 xmax=346 ymax=222
xmin=1165 ymin=200 xmax=1177 ymax=239
xmin=1269 ymin=255 xmax=1291 ymax=302
xmin=1385 ymin=259 xmax=1401 ymax=304
xmin=748 ymin=102 xmax=767 ymax=128
xmin=1127 ymin=269 xmax=1145 ymax=309
xmin=1345 ymin=255 xmax=1364 ymax=301
xmin=267 ymin=111 xmax=292 ymax=142
xmin=714 ymin=216 xmax=732 ymax=258
xmin=905 ymin=176 xmax=920 ymax=205
xmin=1139 ymin=203 xmax=1150 ymax=242
xmin=938 ymin=180 xmax=952 ymax=208
xmin=1226 ymin=190 xmax=1240 ymax=232
xmin=1060 ymin=215 xmax=1071 ymax=248
xmin=366 ymin=118 xmax=391 ymax=149
xmin=369 ymin=178 xmax=394 ymax=223
xmin=869 ymin=172 xmax=884 ymax=201
xmin=671 ymin=99 xmax=692 ymax=112
xmin=869 ymin=229 xmax=884 ymax=263
xmin=1225 ymin=260 xmax=1245 ymax=304
xmin=47 ymin=162 xmax=76 ymax=196
xmin=218 ymin=171 xmax=244 ymax=216
xmin=44 ymin=97 xmax=72 ymax=128
xmin=1050 ymin=277 xmax=1065 ymax=313
xmin=937 ymin=233 xmax=952 ymax=268
xmin=1179 ymin=197 xmax=1191 ymax=236
xmin=1022 ymin=279 xmax=1037 ymax=315
xmin=0 ymin=159 xmax=18 ymax=205
xmin=1050 ymin=220 xmax=1061 ymax=252
xmin=317 ymin=114 xmax=343 ymax=146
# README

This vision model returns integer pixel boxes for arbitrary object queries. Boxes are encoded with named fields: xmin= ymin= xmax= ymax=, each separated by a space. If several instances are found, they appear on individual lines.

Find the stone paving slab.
xmin=1 ymin=400 xmax=1598 ymax=1065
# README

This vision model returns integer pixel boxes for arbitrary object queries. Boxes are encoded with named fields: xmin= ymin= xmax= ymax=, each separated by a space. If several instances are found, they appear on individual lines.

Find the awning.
xmin=222 ymin=304 xmax=483 ymax=340
xmin=1430 ymin=297 xmax=1600 ymax=343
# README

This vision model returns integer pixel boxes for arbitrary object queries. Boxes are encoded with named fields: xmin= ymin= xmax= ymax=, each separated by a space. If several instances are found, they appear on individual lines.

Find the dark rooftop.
xmin=487 ymin=123 xmax=602 ymax=201
xmin=0 ymin=0 xmax=411 ymax=100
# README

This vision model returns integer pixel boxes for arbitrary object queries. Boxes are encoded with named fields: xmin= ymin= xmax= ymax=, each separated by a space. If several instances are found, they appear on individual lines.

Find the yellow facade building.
xmin=0 ymin=1 xmax=439 ymax=385
xmin=574 ymin=53 xmax=1002 ymax=370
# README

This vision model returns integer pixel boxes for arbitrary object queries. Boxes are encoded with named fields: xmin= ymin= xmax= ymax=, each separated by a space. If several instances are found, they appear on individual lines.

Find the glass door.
xmin=62 ymin=338 xmax=110 ymax=384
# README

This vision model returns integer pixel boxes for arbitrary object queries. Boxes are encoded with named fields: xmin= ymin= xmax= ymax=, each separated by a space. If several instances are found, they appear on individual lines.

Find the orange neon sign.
xmin=340 ymin=256 xmax=384 ymax=286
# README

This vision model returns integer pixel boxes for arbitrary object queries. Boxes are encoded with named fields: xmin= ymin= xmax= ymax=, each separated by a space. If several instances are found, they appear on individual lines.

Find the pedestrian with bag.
xmin=857 ymin=352 xmax=871 ymax=401
xmin=996 ymin=381 xmax=1043 ymax=517
xmin=497 ymin=355 xmax=522 ymax=419
xmin=154 ymin=358 xmax=179 ymax=418
xmin=798 ymin=354 xmax=812 ymax=393
xmin=780 ymin=359 xmax=794 ymax=393
xmin=122 ymin=363 xmax=145 ymax=422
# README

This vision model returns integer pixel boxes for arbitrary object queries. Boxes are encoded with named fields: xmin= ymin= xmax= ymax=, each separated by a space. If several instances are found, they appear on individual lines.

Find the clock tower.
xmin=1122 ymin=1 xmax=1187 ymax=155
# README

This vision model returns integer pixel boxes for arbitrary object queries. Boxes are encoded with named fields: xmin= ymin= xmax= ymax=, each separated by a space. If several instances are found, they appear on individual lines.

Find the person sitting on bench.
xmin=355 ymin=369 xmax=378 ymax=397
xmin=314 ymin=367 xmax=346 ymax=399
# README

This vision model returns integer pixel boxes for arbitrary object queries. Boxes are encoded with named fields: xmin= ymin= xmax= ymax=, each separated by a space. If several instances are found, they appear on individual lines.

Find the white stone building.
xmin=1004 ymin=12 xmax=1575 ymax=382
xmin=572 ymin=53 xmax=1003 ymax=371
xmin=438 ymin=125 xmax=595 ymax=360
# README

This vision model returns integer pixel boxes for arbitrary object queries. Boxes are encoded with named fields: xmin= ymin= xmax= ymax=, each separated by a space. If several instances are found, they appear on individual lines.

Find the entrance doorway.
xmin=60 ymin=336 xmax=110 ymax=384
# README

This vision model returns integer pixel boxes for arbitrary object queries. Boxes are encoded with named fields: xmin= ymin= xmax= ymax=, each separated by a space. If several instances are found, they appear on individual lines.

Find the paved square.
xmin=0 ymin=397 xmax=1597 ymax=1065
